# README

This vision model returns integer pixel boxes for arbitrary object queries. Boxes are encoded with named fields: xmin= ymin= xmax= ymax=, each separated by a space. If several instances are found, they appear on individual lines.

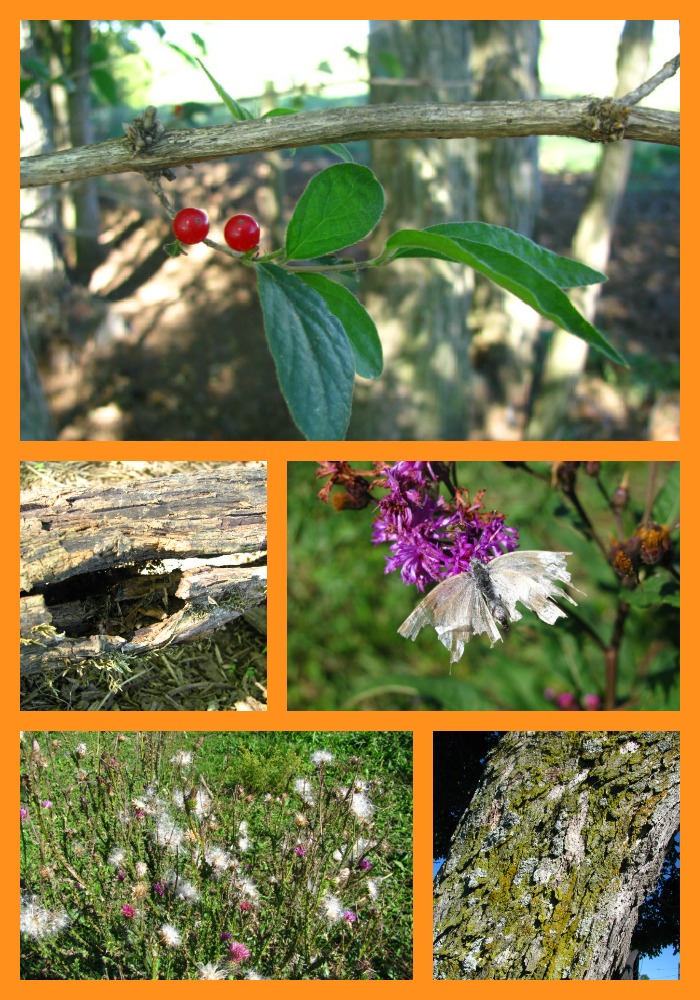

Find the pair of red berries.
xmin=172 ymin=208 xmax=260 ymax=252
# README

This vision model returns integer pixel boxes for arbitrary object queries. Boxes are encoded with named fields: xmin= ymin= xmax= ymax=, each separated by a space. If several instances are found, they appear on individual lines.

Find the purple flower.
xmin=372 ymin=462 xmax=518 ymax=590
xmin=358 ymin=858 xmax=373 ymax=871
xmin=294 ymin=844 xmax=306 ymax=857
xmin=20 ymin=807 xmax=28 ymax=821
xmin=556 ymin=692 xmax=578 ymax=711
xmin=153 ymin=882 xmax=165 ymax=896
xmin=121 ymin=904 xmax=136 ymax=918
xmin=117 ymin=873 xmax=126 ymax=883
xmin=343 ymin=909 xmax=358 ymax=924
xmin=220 ymin=931 xmax=233 ymax=942
xmin=41 ymin=800 xmax=52 ymax=810
xmin=582 ymin=693 xmax=601 ymax=711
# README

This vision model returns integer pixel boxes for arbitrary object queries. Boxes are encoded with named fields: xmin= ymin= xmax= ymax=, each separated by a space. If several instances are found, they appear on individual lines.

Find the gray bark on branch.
xmin=20 ymin=100 xmax=679 ymax=189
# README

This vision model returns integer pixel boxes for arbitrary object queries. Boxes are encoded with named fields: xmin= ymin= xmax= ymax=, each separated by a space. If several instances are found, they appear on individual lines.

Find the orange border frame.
xmin=13 ymin=6 xmax=686 ymax=996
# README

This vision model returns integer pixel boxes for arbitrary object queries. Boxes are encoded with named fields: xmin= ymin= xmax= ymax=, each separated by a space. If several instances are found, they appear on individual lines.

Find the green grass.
xmin=287 ymin=461 xmax=679 ymax=711
xmin=20 ymin=731 xmax=413 ymax=980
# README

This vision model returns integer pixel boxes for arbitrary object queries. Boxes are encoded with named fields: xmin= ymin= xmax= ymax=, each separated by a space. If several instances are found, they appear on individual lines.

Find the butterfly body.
xmin=398 ymin=550 xmax=580 ymax=662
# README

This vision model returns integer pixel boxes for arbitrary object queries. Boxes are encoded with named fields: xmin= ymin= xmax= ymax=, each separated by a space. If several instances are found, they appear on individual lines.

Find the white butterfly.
xmin=398 ymin=550 xmax=580 ymax=662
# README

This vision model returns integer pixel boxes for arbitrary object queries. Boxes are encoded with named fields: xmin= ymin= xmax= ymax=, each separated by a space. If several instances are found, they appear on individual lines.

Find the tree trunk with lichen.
xmin=20 ymin=466 xmax=267 ymax=674
xmin=433 ymin=731 xmax=679 ymax=980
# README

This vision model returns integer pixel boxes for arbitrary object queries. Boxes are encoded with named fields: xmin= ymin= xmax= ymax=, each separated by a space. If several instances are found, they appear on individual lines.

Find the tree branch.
xmin=20 ymin=99 xmax=679 ymax=189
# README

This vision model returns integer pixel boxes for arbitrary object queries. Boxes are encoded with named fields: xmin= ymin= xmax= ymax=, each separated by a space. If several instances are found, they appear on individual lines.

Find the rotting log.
xmin=20 ymin=465 xmax=267 ymax=675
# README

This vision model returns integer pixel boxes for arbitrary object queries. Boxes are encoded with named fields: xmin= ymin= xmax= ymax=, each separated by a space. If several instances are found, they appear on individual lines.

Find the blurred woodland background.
xmin=20 ymin=20 xmax=679 ymax=441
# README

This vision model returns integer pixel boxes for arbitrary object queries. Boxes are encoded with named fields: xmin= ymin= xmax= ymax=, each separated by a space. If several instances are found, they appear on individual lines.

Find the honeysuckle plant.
xmin=152 ymin=66 xmax=627 ymax=441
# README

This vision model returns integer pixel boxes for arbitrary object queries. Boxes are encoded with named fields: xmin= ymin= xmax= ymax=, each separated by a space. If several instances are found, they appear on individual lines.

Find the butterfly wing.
xmin=486 ymin=550 xmax=579 ymax=624
xmin=398 ymin=572 xmax=504 ymax=660
xmin=397 ymin=550 xmax=581 ymax=662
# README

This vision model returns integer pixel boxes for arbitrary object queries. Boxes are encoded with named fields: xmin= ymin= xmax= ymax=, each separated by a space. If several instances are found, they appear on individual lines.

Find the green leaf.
xmin=321 ymin=143 xmax=354 ymax=163
xmin=317 ymin=60 xmax=333 ymax=74
xmin=386 ymin=229 xmax=627 ymax=366
xmin=191 ymin=32 xmax=207 ymax=54
xmin=198 ymin=58 xmax=255 ymax=120
xmin=285 ymin=164 xmax=385 ymax=261
xmin=652 ymin=462 xmax=680 ymax=526
xmin=262 ymin=107 xmax=297 ymax=118
xmin=256 ymin=264 xmax=355 ymax=439
xmin=376 ymin=51 xmax=404 ymax=79
xmin=166 ymin=42 xmax=199 ymax=68
xmin=429 ymin=223 xmax=607 ymax=288
xmin=91 ymin=68 xmax=119 ymax=106
xmin=625 ymin=573 xmax=680 ymax=609
xmin=22 ymin=56 xmax=51 ymax=81
xmin=298 ymin=273 xmax=382 ymax=379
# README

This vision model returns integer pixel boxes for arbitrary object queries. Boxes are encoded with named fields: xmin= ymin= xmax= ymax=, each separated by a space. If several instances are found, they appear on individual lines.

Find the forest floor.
xmin=24 ymin=150 xmax=679 ymax=441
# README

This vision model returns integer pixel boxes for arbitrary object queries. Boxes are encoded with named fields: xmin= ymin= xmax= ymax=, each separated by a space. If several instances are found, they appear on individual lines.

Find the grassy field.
xmin=20 ymin=730 xmax=413 ymax=980
xmin=287 ymin=461 xmax=679 ymax=711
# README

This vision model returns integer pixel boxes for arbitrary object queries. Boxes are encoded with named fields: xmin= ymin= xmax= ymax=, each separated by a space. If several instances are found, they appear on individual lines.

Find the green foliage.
xmin=285 ymin=164 xmax=385 ymax=260
xmin=385 ymin=228 xmax=625 ymax=366
xmin=256 ymin=264 xmax=355 ymax=440
xmin=287 ymin=461 xmax=679 ymax=710
xmin=187 ymin=61 xmax=626 ymax=439
xmin=20 ymin=731 xmax=413 ymax=980
xmin=298 ymin=273 xmax=382 ymax=379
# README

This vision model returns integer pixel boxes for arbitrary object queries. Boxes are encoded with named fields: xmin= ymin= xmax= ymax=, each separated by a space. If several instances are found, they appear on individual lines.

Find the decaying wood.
xmin=20 ymin=100 xmax=679 ymax=189
xmin=20 ymin=465 xmax=267 ymax=673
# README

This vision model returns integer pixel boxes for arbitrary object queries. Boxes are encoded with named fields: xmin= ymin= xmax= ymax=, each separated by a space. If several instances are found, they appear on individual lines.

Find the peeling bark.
xmin=434 ymin=731 xmax=680 ymax=979
xmin=20 ymin=465 xmax=267 ymax=672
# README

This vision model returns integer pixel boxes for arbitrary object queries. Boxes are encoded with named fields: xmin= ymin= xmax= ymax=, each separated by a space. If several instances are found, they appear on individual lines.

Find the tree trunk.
xmin=349 ymin=20 xmax=539 ymax=440
xmin=469 ymin=21 xmax=541 ymax=439
xmin=20 ymin=465 xmax=267 ymax=673
xmin=67 ymin=20 xmax=105 ymax=284
xmin=433 ymin=731 xmax=680 ymax=980
xmin=20 ymin=19 xmax=62 ymax=439
xmin=350 ymin=20 xmax=476 ymax=440
xmin=526 ymin=21 xmax=655 ymax=439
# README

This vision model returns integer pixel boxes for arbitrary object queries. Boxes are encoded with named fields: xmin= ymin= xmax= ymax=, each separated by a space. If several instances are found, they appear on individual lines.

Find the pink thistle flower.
xmin=228 ymin=941 xmax=251 ymax=965
xmin=343 ymin=909 xmax=358 ymax=924
xmin=121 ymin=904 xmax=136 ymax=918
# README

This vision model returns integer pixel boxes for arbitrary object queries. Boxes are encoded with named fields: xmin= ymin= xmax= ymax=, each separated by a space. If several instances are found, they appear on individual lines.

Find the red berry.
xmin=224 ymin=214 xmax=260 ymax=252
xmin=172 ymin=208 xmax=209 ymax=245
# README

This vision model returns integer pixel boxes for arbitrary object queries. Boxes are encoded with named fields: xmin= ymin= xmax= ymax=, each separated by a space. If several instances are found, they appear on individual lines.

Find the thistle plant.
xmin=20 ymin=732 xmax=412 ymax=980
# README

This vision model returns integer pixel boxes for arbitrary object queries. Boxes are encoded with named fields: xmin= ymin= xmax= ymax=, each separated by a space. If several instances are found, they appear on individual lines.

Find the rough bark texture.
xmin=20 ymin=466 xmax=266 ymax=672
xmin=433 ymin=731 xmax=680 ymax=980
xmin=20 ymin=101 xmax=679 ymax=189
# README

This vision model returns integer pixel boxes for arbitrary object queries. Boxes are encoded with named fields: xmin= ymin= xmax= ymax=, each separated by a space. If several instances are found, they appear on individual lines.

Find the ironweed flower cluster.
xmin=318 ymin=461 xmax=519 ymax=591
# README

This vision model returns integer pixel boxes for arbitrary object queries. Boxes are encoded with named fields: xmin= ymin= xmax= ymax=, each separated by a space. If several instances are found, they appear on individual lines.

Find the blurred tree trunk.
xmin=526 ymin=21 xmax=654 ymax=439
xmin=349 ymin=20 xmax=539 ymax=440
xmin=469 ymin=21 xmax=541 ymax=438
xmin=20 ymin=20 xmax=61 ymax=440
xmin=433 ymin=731 xmax=679 ymax=980
xmin=67 ymin=19 xmax=105 ymax=284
